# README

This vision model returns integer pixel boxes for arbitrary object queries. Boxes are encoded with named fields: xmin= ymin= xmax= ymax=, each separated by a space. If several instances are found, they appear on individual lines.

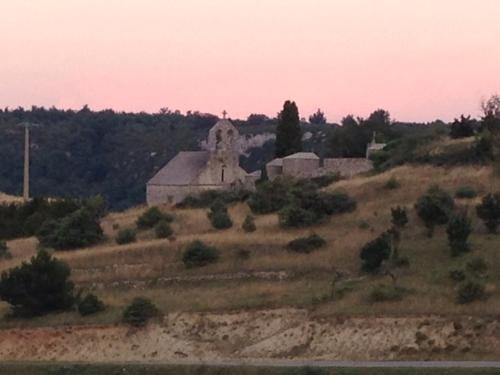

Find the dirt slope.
xmin=1 ymin=309 xmax=499 ymax=362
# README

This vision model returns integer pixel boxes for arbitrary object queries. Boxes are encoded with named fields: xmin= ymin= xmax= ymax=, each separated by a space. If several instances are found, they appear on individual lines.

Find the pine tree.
xmin=275 ymin=100 xmax=302 ymax=157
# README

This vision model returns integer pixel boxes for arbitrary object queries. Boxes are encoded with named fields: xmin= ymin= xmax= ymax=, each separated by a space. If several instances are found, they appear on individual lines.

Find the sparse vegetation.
xmin=182 ymin=240 xmax=219 ymax=268
xmin=78 ymin=293 xmax=105 ymax=316
xmin=0 ymin=249 xmax=74 ymax=317
xmin=466 ymin=256 xmax=488 ymax=276
xmin=115 ymin=228 xmax=137 ymax=245
xmin=368 ymin=284 xmax=408 ymax=302
xmin=384 ymin=176 xmax=401 ymax=190
xmin=287 ymin=234 xmax=326 ymax=254
xmin=122 ymin=297 xmax=160 ymax=326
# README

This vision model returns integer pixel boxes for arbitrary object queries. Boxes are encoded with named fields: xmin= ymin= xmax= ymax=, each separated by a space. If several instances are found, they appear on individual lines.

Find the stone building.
xmin=147 ymin=119 xmax=254 ymax=206
xmin=266 ymin=137 xmax=385 ymax=181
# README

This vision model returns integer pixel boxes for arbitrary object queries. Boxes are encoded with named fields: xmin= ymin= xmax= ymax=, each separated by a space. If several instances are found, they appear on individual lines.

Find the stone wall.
xmin=146 ymin=184 xmax=224 ymax=206
xmin=323 ymin=158 xmax=373 ymax=178
xmin=282 ymin=158 xmax=319 ymax=179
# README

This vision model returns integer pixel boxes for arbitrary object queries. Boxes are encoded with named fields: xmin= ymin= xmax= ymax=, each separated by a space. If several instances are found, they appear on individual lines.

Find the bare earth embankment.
xmin=1 ymin=309 xmax=500 ymax=362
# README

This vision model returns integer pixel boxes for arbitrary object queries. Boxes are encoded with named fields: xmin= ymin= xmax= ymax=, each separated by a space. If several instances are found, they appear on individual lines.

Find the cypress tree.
xmin=275 ymin=100 xmax=302 ymax=157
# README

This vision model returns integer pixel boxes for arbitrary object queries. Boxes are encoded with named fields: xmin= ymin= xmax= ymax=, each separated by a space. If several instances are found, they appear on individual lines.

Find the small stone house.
xmin=147 ymin=119 xmax=255 ymax=206
xmin=266 ymin=137 xmax=385 ymax=181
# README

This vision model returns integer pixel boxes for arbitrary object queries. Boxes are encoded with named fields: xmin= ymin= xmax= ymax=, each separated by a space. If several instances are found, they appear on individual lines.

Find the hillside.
xmin=1 ymin=164 xmax=499 ymax=319
xmin=2 ymin=164 xmax=500 ymax=361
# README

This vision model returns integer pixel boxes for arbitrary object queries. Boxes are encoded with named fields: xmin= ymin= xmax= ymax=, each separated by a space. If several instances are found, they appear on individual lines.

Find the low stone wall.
xmin=323 ymin=158 xmax=373 ymax=178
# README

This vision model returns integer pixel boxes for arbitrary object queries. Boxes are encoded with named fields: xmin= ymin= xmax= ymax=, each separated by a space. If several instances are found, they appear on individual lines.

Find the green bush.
xmin=391 ymin=206 xmax=408 ymax=228
xmin=248 ymin=178 xmax=291 ymax=214
xmin=115 ymin=228 xmax=137 ymax=245
xmin=178 ymin=189 xmax=250 ymax=208
xmin=415 ymin=185 xmax=454 ymax=237
xmin=0 ymin=249 xmax=74 ymax=317
xmin=384 ymin=177 xmax=401 ymax=190
xmin=182 ymin=240 xmax=219 ymax=268
xmin=368 ymin=284 xmax=407 ymax=302
xmin=457 ymin=280 xmax=486 ymax=304
xmin=455 ymin=186 xmax=477 ymax=199
xmin=241 ymin=215 xmax=256 ymax=232
xmin=36 ymin=208 xmax=104 ymax=250
xmin=122 ymin=297 xmax=160 ymax=326
xmin=279 ymin=204 xmax=318 ymax=228
xmin=78 ymin=293 xmax=105 ymax=316
xmin=207 ymin=200 xmax=233 ymax=229
xmin=476 ymin=193 xmax=500 ymax=233
xmin=155 ymin=220 xmax=173 ymax=239
xmin=309 ymin=173 xmax=339 ymax=188
xmin=287 ymin=234 xmax=326 ymax=253
xmin=446 ymin=211 xmax=472 ymax=256
xmin=466 ymin=256 xmax=488 ymax=276
xmin=360 ymin=232 xmax=392 ymax=272
xmin=136 ymin=207 xmax=173 ymax=229
xmin=0 ymin=241 xmax=12 ymax=259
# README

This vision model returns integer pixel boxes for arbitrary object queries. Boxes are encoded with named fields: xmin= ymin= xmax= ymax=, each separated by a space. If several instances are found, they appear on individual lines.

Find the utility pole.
xmin=23 ymin=123 xmax=30 ymax=201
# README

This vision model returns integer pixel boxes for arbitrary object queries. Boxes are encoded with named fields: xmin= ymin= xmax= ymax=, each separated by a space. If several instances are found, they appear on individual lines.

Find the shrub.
xmin=247 ymin=178 xmax=291 ymax=214
xmin=455 ymin=186 xmax=477 ymax=199
xmin=320 ymin=192 xmax=357 ymax=215
xmin=391 ymin=206 xmax=408 ymax=228
xmin=208 ymin=200 xmax=233 ymax=229
xmin=457 ymin=280 xmax=485 ymax=304
xmin=384 ymin=177 xmax=401 ymax=190
xmin=279 ymin=204 xmax=318 ymax=228
xmin=136 ymin=207 xmax=173 ymax=229
xmin=476 ymin=193 xmax=500 ymax=233
xmin=115 ymin=228 xmax=137 ymax=245
xmin=466 ymin=256 xmax=488 ymax=276
xmin=122 ymin=297 xmax=160 ymax=326
xmin=446 ymin=211 xmax=472 ymax=256
xmin=182 ymin=240 xmax=219 ymax=268
xmin=309 ymin=173 xmax=339 ymax=188
xmin=449 ymin=268 xmax=466 ymax=282
xmin=359 ymin=232 xmax=392 ymax=272
xmin=178 ymin=189 xmax=250 ymax=208
xmin=236 ymin=248 xmax=251 ymax=260
xmin=241 ymin=215 xmax=256 ymax=232
xmin=78 ymin=293 xmax=105 ymax=316
xmin=450 ymin=115 xmax=476 ymax=139
xmin=36 ymin=208 xmax=104 ymax=250
xmin=155 ymin=220 xmax=173 ymax=239
xmin=358 ymin=220 xmax=370 ymax=230
xmin=415 ymin=185 xmax=454 ymax=237
xmin=287 ymin=234 xmax=326 ymax=254
xmin=0 ymin=249 xmax=74 ymax=317
xmin=0 ymin=241 xmax=12 ymax=259
xmin=368 ymin=284 xmax=407 ymax=302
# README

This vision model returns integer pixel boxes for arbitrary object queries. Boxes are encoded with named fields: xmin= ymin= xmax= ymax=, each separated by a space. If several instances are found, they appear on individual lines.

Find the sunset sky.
xmin=1 ymin=0 xmax=499 ymax=122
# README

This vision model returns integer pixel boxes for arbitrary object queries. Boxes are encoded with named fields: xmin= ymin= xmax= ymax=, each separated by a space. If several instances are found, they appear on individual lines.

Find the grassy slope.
xmin=1 ymin=165 xmax=500 ymax=327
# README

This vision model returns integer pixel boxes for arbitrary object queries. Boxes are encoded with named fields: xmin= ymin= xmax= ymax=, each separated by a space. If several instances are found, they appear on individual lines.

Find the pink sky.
xmin=1 ymin=0 xmax=499 ymax=122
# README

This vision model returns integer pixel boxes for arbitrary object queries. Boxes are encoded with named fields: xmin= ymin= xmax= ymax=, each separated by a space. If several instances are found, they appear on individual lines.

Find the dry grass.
xmin=2 ymin=165 xmax=500 ymax=326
